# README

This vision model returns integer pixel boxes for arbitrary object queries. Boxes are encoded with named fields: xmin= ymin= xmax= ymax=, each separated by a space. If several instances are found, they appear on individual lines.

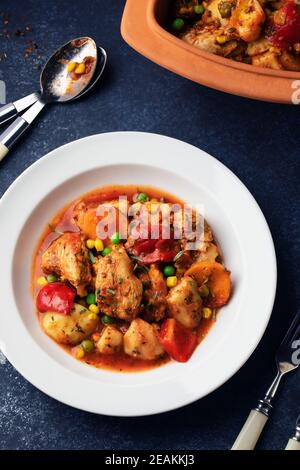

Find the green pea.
xmin=102 ymin=247 xmax=112 ymax=257
xmin=47 ymin=274 xmax=57 ymax=283
xmin=163 ymin=265 xmax=176 ymax=277
xmin=102 ymin=315 xmax=115 ymax=325
xmin=137 ymin=192 xmax=149 ymax=203
xmin=81 ymin=339 xmax=94 ymax=353
xmin=199 ymin=284 xmax=210 ymax=298
xmin=172 ymin=18 xmax=185 ymax=31
xmin=86 ymin=293 xmax=96 ymax=305
xmin=111 ymin=232 xmax=121 ymax=244
xmin=194 ymin=4 xmax=205 ymax=15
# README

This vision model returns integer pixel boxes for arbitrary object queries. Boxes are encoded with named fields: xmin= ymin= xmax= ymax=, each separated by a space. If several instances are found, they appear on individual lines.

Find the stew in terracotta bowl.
xmin=169 ymin=0 xmax=300 ymax=71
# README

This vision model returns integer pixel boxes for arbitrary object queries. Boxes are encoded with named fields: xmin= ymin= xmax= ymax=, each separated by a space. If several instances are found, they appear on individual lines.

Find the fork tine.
xmin=281 ymin=310 xmax=300 ymax=346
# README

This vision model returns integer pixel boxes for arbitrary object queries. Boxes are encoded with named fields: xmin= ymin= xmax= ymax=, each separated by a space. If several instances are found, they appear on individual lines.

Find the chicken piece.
xmin=196 ymin=243 xmax=219 ymax=263
xmin=167 ymin=276 xmax=202 ymax=329
xmin=246 ymin=37 xmax=270 ymax=57
xmin=229 ymin=0 xmax=265 ymax=43
xmin=208 ymin=0 xmax=233 ymax=25
xmin=41 ymin=232 xmax=92 ymax=295
xmin=279 ymin=51 xmax=300 ymax=72
xmin=143 ymin=264 xmax=168 ymax=322
xmin=96 ymin=326 xmax=123 ymax=354
xmin=124 ymin=318 xmax=164 ymax=360
xmin=42 ymin=303 xmax=98 ymax=345
xmin=96 ymin=246 xmax=143 ymax=320
xmin=182 ymin=28 xmax=222 ymax=54
xmin=251 ymin=51 xmax=283 ymax=69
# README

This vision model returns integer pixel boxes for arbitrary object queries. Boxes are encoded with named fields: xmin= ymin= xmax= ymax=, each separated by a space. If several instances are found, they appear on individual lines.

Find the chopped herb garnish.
xmin=48 ymin=223 xmax=64 ymax=236
xmin=173 ymin=250 xmax=184 ymax=262
xmin=107 ymin=288 xmax=116 ymax=296
xmin=79 ymin=308 xmax=86 ymax=314
xmin=130 ymin=255 xmax=143 ymax=263
xmin=89 ymin=250 xmax=96 ymax=264
xmin=212 ymin=309 xmax=218 ymax=321
xmin=152 ymin=292 xmax=158 ymax=299
xmin=74 ymin=323 xmax=85 ymax=333
xmin=118 ymin=277 xmax=124 ymax=285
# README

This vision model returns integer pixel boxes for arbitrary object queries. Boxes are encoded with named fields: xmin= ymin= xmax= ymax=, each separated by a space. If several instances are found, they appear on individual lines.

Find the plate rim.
xmin=0 ymin=131 xmax=277 ymax=416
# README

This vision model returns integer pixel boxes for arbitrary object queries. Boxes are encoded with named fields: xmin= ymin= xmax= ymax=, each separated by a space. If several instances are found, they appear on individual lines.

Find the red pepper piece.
xmin=36 ymin=281 xmax=76 ymax=315
xmin=267 ymin=1 xmax=300 ymax=50
xmin=159 ymin=318 xmax=198 ymax=362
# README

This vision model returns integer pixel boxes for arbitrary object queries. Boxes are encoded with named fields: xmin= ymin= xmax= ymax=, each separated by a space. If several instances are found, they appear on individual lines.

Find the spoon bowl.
xmin=41 ymin=37 xmax=98 ymax=102
xmin=0 ymin=37 xmax=107 ymax=162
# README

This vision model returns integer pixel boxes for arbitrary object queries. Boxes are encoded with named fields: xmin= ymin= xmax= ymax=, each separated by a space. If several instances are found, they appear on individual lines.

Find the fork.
xmin=232 ymin=310 xmax=300 ymax=450
xmin=285 ymin=414 xmax=300 ymax=450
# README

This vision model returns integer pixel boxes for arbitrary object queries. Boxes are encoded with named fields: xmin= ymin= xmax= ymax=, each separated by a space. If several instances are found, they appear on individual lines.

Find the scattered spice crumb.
xmin=0 ymin=11 xmax=43 ymax=69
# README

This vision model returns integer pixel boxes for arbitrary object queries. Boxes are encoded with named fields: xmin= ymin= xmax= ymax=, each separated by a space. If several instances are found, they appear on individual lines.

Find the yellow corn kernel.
xmin=89 ymin=304 xmax=100 ymax=314
xmin=75 ymin=347 xmax=85 ymax=359
xmin=88 ymin=313 xmax=97 ymax=320
xmin=166 ymin=276 xmax=178 ymax=288
xmin=37 ymin=276 xmax=48 ymax=286
xmin=86 ymin=239 xmax=95 ymax=249
xmin=95 ymin=239 xmax=104 ymax=252
xmin=74 ymin=62 xmax=85 ymax=74
xmin=202 ymin=307 xmax=212 ymax=319
xmin=67 ymin=61 xmax=77 ymax=73
xmin=216 ymin=35 xmax=228 ymax=45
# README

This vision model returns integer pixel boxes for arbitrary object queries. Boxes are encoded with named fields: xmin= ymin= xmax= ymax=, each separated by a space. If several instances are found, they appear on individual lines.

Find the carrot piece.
xmin=185 ymin=261 xmax=231 ymax=308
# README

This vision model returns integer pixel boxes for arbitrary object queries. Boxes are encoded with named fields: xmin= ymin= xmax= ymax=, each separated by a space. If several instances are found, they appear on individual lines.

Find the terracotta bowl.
xmin=121 ymin=0 xmax=300 ymax=103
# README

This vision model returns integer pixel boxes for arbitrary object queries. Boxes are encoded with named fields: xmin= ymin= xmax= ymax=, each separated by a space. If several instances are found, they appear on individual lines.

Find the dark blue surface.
xmin=0 ymin=0 xmax=299 ymax=451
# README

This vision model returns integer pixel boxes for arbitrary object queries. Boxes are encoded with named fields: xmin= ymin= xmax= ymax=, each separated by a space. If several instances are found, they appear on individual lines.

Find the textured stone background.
xmin=0 ymin=0 xmax=299 ymax=451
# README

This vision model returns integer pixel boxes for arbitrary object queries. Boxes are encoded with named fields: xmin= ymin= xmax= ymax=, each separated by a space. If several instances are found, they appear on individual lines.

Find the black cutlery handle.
xmin=0 ymin=103 xmax=18 ymax=126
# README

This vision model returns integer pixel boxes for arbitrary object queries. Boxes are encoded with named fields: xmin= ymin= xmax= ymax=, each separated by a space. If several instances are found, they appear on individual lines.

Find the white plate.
xmin=0 ymin=132 xmax=276 ymax=416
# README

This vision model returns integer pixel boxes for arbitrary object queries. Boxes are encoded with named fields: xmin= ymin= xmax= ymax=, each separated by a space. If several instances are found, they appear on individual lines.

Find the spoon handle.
xmin=0 ymin=99 xmax=45 ymax=162
xmin=0 ymin=93 xmax=38 ymax=126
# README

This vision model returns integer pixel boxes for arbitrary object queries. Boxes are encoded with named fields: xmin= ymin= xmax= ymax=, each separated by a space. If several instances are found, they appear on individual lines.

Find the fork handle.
xmin=231 ymin=409 xmax=269 ymax=450
xmin=0 ymin=103 xmax=17 ymax=126
xmin=285 ymin=439 xmax=300 ymax=450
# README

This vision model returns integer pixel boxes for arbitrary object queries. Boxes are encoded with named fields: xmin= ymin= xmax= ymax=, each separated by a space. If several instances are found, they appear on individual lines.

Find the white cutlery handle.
xmin=0 ymin=142 xmax=9 ymax=162
xmin=231 ymin=410 xmax=268 ymax=450
xmin=285 ymin=439 xmax=300 ymax=450
xmin=0 ymin=99 xmax=45 ymax=160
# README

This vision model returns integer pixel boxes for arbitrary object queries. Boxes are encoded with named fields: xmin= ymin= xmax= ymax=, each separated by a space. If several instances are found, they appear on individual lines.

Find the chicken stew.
xmin=33 ymin=186 xmax=231 ymax=372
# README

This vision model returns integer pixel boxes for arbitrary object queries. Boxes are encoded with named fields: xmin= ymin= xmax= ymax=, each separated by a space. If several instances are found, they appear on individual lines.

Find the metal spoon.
xmin=0 ymin=37 xmax=107 ymax=161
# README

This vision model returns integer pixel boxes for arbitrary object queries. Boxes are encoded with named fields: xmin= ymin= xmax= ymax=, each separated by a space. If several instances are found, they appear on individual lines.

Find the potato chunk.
xmin=124 ymin=318 xmax=164 ymax=360
xmin=42 ymin=303 xmax=99 ymax=345
xmin=166 ymin=276 xmax=202 ymax=328
xmin=251 ymin=51 xmax=283 ymax=70
xmin=96 ymin=326 xmax=123 ymax=355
